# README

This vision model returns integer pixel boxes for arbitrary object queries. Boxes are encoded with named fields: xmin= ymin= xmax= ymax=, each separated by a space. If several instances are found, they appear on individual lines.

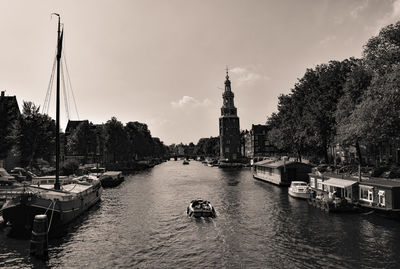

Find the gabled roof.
xmin=65 ymin=120 xmax=89 ymax=133
xmin=0 ymin=91 xmax=20 ymax=117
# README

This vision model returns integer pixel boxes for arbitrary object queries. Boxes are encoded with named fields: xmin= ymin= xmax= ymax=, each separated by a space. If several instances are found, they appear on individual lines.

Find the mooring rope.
xmin=47 ymin=200 xmax=56 ymax=233
xmin=44 ymin=200 xmax=53 ymax=215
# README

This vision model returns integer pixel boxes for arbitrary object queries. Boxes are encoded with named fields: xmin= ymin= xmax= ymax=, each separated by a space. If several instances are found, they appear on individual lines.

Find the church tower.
xmin=219 ymin=68 xmax=241 ymax=161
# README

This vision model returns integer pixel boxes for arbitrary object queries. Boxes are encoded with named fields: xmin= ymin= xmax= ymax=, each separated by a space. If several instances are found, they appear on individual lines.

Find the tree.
xmin=104 ymin=117 xmax=128 ymax=164
xmin=14 ymin=102 xmax=56 ymax=169
xmin=125 ymin=121 xmax=153 ymax=159
xmin=335 ymin=60 xmax=372 ymax=164
xmin=346 ymin=65 xmax=400 ymax=145
xmin=363 ymin=21 xmax=400 ymax=75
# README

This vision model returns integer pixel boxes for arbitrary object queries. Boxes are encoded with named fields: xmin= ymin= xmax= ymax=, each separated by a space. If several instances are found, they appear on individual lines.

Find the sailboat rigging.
xmin=2 ymin=14 xmax=103 ymax=236
xmin=42 ymin=14 xmax=79 ymax=121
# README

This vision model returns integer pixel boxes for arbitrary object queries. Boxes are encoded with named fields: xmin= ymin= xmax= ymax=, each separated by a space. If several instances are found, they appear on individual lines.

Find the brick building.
xmin=242 ymin=124 xmax=276 ymax=158
xmin=0 ymin=91 xmax=21 ymax=169
xmin=219 ymin=70 xmax=241 ymax=162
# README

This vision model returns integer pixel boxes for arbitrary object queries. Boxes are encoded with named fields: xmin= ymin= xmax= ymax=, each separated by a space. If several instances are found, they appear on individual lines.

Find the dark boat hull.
xmin=100 ymin=177 xmax=124 ymax=188
xmin=2 ymin=183 xmax=102 ymax=236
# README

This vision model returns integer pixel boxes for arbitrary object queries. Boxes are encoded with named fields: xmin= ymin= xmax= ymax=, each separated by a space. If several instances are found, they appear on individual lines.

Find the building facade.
xmin=0 ymin=91 xmax=21 ymax=169
xmin=242 ymin=124 xmax=276 ymax=158
xmin=219 ymin=70 xmax=241 ymax=161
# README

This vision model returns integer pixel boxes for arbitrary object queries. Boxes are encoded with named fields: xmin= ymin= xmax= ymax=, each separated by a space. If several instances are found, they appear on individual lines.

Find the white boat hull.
xmin=288 ymin=188 xmax=310 ymax=199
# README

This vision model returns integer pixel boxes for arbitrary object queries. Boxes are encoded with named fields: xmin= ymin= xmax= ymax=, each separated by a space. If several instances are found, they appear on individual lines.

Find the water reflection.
xmin=1 ymin=161 xmax=400 ymax=268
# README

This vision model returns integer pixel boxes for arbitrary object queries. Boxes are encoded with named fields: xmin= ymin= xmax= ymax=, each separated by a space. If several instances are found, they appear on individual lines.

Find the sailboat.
xmin=2 ymin=14 xmax=103 ymax=236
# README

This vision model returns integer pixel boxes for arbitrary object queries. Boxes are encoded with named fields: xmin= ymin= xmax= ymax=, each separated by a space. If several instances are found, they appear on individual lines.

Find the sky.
xmin=1 ymin=0 xmax=399 ymax=145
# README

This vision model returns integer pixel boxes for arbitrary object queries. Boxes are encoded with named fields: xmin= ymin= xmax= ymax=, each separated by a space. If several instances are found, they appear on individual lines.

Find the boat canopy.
xmin=322 ymin=178 xmax=357 ymax=188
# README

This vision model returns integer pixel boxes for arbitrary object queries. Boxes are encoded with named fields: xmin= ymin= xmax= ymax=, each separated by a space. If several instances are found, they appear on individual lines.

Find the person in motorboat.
xmin=187 ymin=199 xmax=216 ymax=218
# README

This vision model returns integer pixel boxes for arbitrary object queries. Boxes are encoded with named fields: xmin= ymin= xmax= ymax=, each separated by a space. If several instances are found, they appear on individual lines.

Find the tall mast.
xmin=53 ymin=13 xmax=62 ymax=190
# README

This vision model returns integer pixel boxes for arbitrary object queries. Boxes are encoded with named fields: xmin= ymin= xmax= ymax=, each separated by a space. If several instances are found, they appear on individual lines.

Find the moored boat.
xmin=1 ymin=15 xmax=103 ymax=236
xmin=89 ymin=167 xmax=106 ymax=178
xmin=99 ymin=171 xmax=124 ymax=188
xmin=2 ymin=175 xmax=102 ymax=235
xmin=187 ymin=199 xmax=216 ymax=218
xmin=253 ymin=159 xmax=311 ymax=186
xmin=183 ymin=160 xmax=189 ymax=165
xmin=288 ymin=181 xmax=310 ymax=199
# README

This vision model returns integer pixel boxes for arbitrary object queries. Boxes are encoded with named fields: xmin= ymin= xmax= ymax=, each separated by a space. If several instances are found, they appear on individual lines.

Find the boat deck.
xmin=26 ymin=182 xmax=97 ymax=201
xmin=102 ymin=171 xmax=122 ymax=176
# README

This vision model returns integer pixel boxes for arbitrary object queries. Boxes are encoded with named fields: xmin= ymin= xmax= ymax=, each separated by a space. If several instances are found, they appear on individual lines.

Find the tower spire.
xmin=219 ymin=66 xmax=240 ymax=162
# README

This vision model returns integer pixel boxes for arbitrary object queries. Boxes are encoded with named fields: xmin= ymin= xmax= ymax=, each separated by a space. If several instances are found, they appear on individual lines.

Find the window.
xmin=225 ymin=148 xmax=230 ymax=153
xmin=360 ymin=185 xmax=373 ymax=202
xmin=378 ymin=190 xmax=385 ymax=206
xmin=344 ymin=187 xmax=352 ymax=199
xmin=310 ymin=177 xmax=315 ymax=188
xmin=317 ymin=179 xmax=323 ymax=190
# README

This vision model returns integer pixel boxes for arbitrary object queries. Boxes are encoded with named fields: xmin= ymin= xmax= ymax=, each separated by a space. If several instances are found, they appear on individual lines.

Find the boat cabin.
xmin=253 ymin=160 xmax=311 ymax=186
xmin=357 ymin=178 xmax=400 ymax=211
xmin=31 ymin=175 xmax=69 ymax=186
xmin=308 ymin=173 xmax=358 ymax=202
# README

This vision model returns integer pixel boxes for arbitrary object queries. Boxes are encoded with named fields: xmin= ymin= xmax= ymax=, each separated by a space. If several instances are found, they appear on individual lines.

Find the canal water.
xmin=1 ymin=160 xmax=400 ymax=268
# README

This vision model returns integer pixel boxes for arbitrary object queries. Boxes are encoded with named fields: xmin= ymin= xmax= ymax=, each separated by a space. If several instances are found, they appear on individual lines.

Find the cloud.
xmin=229 ymin=66 xmax=270 ymax=87
xmin=350 ymin=1 xmax=369 ymax=18
xmin=319 ymin=35 xmax=337 ymax=46
xmin=171 ymin=96 xmax=212 ymax=108
xmin=373 ymin=0 xmax=400 ymax=34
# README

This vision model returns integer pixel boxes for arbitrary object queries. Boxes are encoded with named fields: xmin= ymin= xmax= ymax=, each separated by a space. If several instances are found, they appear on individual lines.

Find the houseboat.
xmin=253 ymin=159 xmax=311 ymax=186
xmin=308 ymin=173 xmax=359 ymax=212
xmin=356 ymin=177 xmax=400 ymax=219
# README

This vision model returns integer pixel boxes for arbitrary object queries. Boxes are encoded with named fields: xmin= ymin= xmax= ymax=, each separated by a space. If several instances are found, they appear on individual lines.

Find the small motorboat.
xmin=99 ymin=171 xmax=124 ymax=188
xmin=183 ymin=160 xmax=189 ymax=165
xmin=187 ymin=199 xmax=216 ymax=218
xmin=288 ymin=181 xmax=310 ymax=199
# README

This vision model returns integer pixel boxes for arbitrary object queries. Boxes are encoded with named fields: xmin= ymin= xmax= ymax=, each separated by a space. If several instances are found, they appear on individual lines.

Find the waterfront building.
xmin=329 ymin=140 xmax=400 ymax=166
xmin=219 ymin=69 xmax=241 ymax=162
xmin=0 ymin=91 xmax=21 ymax=170
xmin=242 ymin=124 xmax=276 ymax=158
